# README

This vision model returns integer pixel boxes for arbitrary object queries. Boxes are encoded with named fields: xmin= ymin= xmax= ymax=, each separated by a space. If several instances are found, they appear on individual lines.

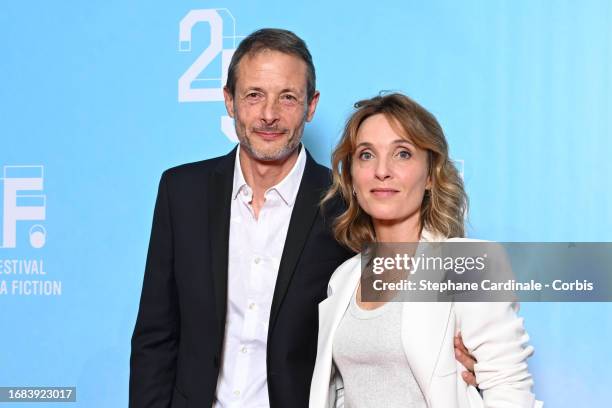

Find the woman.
xmin=310 ymin=93 xmax=538 ymax=407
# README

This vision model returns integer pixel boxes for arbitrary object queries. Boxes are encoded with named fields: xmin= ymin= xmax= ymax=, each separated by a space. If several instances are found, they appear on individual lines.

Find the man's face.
xmin=224 ymin=49 xmax=319 ymax=162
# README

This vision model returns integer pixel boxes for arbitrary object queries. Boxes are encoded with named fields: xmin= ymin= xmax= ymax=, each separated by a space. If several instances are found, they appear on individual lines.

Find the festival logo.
xmin=1 ymin=165 xmax=46 ymax=249
xmin=0 ymin=165 xmax=60 ymax=296
xmin=178 ymin=8 xmax=244 ymax=142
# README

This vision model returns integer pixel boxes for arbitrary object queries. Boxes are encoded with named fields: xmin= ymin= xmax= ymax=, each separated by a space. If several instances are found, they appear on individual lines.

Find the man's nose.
xmin=261 ymin=98 xmax=280 ymax=124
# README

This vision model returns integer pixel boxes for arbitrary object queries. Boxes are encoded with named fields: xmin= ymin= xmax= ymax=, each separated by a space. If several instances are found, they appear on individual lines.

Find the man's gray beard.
xmin=238 ymin=131 xmax=303 ymax=162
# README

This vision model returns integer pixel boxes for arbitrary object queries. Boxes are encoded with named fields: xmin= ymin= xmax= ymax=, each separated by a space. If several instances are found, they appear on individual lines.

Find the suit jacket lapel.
xmin=208 ymin=148 xmax=236 ymax=342
xmin=269 ymin=152 xmax=324 ymax=331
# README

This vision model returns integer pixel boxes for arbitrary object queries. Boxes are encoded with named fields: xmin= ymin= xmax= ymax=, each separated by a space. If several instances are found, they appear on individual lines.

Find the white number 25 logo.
xmin=178 ymin=9 xmax=243 ymax=141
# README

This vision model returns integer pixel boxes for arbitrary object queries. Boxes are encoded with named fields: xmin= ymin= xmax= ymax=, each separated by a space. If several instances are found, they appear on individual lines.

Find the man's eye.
xmin=246 ymin=92 xmax=262 ymax=100
xmin=280 ymin=94 xmax=297 ymax=102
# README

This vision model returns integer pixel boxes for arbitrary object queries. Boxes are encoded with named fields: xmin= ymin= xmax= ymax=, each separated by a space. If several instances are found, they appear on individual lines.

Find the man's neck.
xmin=238 ymin=146 xmax=300 ymax=217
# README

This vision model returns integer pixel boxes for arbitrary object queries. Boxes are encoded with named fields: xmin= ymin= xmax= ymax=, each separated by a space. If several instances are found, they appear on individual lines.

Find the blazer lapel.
xmin=269 ymin=152 xmax=324 ymax=331
xmin=400 ymin=301 xmax=452 ymax=399
xmin=208 ymin=148 xmax=236 ymax=341
xmin=310 ymin=255 xmax=361 ymax=408
xmin=318 ymin=255 xmax=361 ymax=342
xmin=400 ymin=237 xmax=452 ymax=399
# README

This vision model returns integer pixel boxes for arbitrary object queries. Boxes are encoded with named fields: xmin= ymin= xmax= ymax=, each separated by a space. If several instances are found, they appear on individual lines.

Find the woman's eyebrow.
xmin=355 ymin=142 xmax=373 ymax=149
xmin=392 ymin=139 xmax=415 ymax=147
xmin=355 ymin=140 xmax=415 ymax=149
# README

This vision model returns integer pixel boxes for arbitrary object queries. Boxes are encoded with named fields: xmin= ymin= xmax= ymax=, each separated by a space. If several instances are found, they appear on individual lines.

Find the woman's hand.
xmin=454 ymin=332 xmax=478 ymax=387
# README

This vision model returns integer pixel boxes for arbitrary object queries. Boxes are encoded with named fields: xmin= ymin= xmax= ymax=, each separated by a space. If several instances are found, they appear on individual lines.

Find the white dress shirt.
xmin=214 ymin=145 xmax=307 ymax=408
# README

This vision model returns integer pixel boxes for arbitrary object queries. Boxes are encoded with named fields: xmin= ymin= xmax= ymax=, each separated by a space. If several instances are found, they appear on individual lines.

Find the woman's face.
xmin=351 ymin=113 xmax=430 ymax=225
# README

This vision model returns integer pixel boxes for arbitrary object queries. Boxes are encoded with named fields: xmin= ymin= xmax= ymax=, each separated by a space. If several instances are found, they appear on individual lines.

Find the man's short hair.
xmin=225 ymin=28 xmax=316 ymax=103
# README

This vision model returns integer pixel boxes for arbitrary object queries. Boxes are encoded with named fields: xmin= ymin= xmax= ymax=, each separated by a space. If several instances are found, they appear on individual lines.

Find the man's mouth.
xmin=253 ymin=129 xmax=287 ymax=140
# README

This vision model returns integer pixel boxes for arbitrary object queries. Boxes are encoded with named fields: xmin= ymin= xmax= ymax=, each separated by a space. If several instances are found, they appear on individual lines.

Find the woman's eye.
xmin=397 ymin=149 xmax=412 ymax=159
xmin=359 ymin=151 xmax=374 ymax=160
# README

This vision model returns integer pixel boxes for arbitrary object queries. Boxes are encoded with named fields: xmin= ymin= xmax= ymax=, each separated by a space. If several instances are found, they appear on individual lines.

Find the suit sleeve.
xmin=130 ymin=172 xmax=179 ymax=408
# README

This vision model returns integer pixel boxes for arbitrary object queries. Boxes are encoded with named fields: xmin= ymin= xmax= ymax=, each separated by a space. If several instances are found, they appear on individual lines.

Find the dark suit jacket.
xmin=130 ymin=148 xmax=353 ymax=408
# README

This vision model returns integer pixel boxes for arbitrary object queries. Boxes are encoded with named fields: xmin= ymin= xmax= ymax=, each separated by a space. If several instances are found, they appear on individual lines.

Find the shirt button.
xmin=234 ymin=390 xmax=241 ymax=396
xmin=254 ymin=257 xmax=261 ymax=264
xmin=241 ymin=346 xmax=248 ymax=353
xmin=248 ymin=303 xmax=256 ymax=310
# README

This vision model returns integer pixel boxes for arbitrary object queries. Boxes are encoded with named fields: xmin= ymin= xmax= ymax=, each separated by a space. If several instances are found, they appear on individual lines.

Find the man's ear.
xmin=305 ymin=90 xmax=320 ymax=122
xmin=223 ymin=86 xmax=235 ymax=118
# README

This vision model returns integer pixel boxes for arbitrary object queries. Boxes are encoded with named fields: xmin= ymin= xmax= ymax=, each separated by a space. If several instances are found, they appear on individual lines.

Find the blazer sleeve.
xmin=129 ymin=172 xmax=179 ymax=408
xmin=456 ymin=301 xmax=535 ymax=407
xmin=454 ymin=243 xmax=536 ymax=407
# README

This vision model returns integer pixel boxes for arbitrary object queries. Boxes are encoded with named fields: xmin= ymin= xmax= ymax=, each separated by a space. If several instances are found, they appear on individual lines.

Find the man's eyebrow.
xmin=241 ymin=86 xmax=304 ymax=95
xmin=242 ymin=87 xmax=265 ymax=93
xmin=280 ymin=87 xmax=302 ymax=94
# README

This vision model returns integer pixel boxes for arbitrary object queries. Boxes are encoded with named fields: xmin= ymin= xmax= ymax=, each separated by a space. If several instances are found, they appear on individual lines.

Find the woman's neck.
xmin=372 ymin=213 xmax=421 ymax=243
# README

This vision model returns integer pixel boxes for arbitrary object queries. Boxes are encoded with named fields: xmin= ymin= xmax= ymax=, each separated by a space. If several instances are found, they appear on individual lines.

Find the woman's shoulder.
xmin=422 ymin=228 xmax=497 ymax=244
xmin=422 ymin=228 xmax=491 ymax=243
xmin=326 ymin=253 xmax=361 ymax=295
xmin=440 ymin=237 xmax=495 ymax=243
xmin=445 ymin=237 xmax=489 ymax=243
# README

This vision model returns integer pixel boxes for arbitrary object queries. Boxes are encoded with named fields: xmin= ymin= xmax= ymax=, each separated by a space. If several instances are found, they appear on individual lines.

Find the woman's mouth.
xmin=370 ymin=188 xmax=399 ymax=197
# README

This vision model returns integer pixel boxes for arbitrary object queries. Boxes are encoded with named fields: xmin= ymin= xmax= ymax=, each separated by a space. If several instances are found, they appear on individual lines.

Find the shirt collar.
xmin=231 ymin=144 xmax=307 ymax=206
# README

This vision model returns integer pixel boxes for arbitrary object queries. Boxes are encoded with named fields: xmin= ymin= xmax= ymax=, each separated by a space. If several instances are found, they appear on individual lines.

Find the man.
xmin=130 ymin=28 xmax=476 ymax=408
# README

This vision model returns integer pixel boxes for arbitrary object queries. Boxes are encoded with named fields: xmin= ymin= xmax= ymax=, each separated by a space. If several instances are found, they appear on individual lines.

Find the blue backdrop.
xmin=1 ymin=1 xmax=611 ymax=406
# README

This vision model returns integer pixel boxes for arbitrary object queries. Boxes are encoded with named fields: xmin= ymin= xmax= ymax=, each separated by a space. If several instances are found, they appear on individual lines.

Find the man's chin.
xmin=243 ymin=143 xmax=299 ymax=163
xmin=252 ymin=150 xmax=293 ymax=162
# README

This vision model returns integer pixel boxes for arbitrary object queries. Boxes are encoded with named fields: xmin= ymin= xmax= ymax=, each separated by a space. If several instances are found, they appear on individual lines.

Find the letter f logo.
xmin=1 ymin=166 xmax=46 ymax=248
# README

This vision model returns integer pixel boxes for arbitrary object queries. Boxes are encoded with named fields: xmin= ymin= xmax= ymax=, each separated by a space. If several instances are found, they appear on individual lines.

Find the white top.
xmin=214 ymin=145 xmax=307 ymax=408
xmin=332 ymin=291 xmax=427 ymax=408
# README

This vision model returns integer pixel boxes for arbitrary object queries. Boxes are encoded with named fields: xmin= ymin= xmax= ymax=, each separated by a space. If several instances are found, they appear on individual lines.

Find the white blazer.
xmin=310 ymin=232 xmax=541 ymax=408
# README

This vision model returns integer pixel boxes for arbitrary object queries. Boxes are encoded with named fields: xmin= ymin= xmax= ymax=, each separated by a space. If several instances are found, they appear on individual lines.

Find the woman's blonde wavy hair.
xmin=322 ymin=93 xmax=467 ymax=252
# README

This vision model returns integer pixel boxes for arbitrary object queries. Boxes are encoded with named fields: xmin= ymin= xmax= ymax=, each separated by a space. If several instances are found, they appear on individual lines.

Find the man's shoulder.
xmin=304 ymin=152 xmax=331 ymax=173
xmin=160 ymin=151 xmax=234 ymax=184
xmin=302 ymin=151 xmax=333 ymax=186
